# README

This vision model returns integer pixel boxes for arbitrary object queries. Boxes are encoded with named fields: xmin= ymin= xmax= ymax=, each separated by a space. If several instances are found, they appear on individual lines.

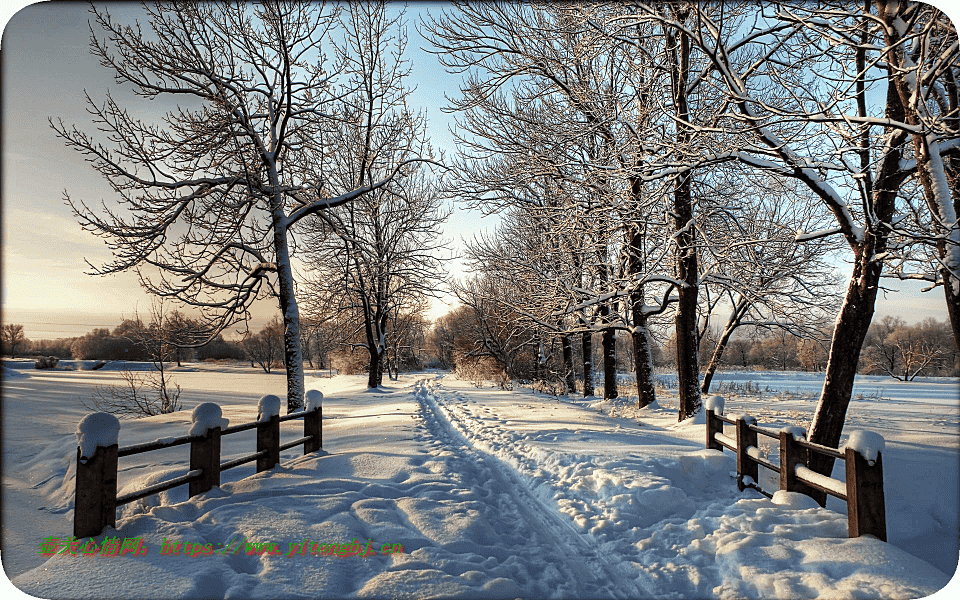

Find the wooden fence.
xmin=74 ymin=404 xmax=322 ymax=539
xmin=706 ymin=408 xmax=886 ymax=541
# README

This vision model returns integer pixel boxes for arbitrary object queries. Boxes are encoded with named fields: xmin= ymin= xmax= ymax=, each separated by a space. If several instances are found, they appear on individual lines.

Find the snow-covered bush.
xmin=83 ymin=365 xmax=181 ymax=418
xmin=329 ymin=348 xmax=369 ymax=375
xmin=454 ymin=355 xmax=510 ymax=389
xmin=34 ymin=356 xmax=59 ymax=369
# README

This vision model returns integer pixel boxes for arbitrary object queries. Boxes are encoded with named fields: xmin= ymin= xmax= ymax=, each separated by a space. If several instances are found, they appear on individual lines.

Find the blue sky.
xmin=0 ymin=1 xmax=955 ymax=340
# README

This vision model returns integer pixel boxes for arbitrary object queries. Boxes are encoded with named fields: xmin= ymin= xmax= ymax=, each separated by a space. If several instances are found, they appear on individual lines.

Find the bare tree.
xmin=697 ymin=174 xmax=842 ymax=393
xmin=602 ymin=1 xmax=958 ymax=484
xmin=85 ymin=301 xmax=182 ymax=417
xmin=1 ymin=324 xmax=27 ymax=358
xmin=52 ymin=2 xmax=436 ymax=412
xmin=301 ymin=3 xmax=448 ymax=389
xmin=242 ymin=318 xmax=284 ymax=374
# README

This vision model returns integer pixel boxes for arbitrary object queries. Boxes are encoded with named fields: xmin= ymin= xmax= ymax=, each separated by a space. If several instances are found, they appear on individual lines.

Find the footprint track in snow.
xmin=412 ymin=378 xmax=644 ymax=598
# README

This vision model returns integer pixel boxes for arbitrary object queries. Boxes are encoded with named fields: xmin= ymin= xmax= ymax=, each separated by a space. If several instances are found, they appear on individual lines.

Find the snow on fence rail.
xmin=74 ymin=393 xmax=323 ymax=539
xmin=705 ymin=396 xmax=886 ymax=541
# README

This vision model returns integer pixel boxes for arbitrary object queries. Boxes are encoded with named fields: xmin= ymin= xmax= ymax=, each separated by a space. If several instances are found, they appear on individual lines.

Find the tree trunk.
xmin=631 ymin=314 xmax=657 ymax=409
xmin=367 ymin=346 xmax=381 ymax=389
xmin=806 ymin=250 xmax=884 ymax=488
xmin=666 ymin=9 xmax=701 ymax=421
xmin=271 ymin=205 xmax=305 ymax=413
xmin=875 ymin=0 xmax=960 ymax=353
xmin=561 ymin=333 xmax=576 ymax=395
xmin=582 ymin=331 xmax=594 ymax=397
xmin=701 ymin=301 xmax=748 ymax=394
xmin=601 ymin=303 xmax=618 ymax=400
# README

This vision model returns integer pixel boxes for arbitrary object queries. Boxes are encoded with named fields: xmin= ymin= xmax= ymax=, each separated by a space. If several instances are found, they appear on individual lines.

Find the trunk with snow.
xmin=561 ymin=333 xmax=576 ymax=395
xmin=601 ymin=303 xmax=618 ymax=400
xmin=582 ymin=331 xmax=594 ymax=397
xmin=806 ymin=249 xmax=885 ymax=496
xmin=876 ymin=0 xmax=960 ymax=353
xmin=271 ymin=207 xmax=305 ymax=413
xmin=666 ymin=12 xmax=701 ymax=420
xmin=631 ymin=309 xmax=657 ymax=408
xmin=807 ymin=79 xmax=909 ymax=487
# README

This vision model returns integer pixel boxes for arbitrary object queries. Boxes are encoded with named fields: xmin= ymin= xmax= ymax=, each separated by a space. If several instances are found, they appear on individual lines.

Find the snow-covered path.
xmin=3 ymin=366 xmax=954 ymax=599
xmin=413 ymin=378 xmax=643 ymax=598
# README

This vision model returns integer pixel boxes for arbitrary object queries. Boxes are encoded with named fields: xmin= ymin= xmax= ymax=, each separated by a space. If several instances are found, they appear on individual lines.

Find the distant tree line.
xmin=1 ymin=314 xmax=245 ymax=363
xmin=427 ymin=309 xmax=960 ymax=387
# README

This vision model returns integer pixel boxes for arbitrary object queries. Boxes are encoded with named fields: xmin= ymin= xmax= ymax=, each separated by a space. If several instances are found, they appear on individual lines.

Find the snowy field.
xmin=1 ymin=360 xmax=958 ymax=599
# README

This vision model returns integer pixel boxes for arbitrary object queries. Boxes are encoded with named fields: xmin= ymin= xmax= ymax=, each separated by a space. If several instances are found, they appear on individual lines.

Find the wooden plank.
xmin=117 ymin=469 xmax=203 ymax=506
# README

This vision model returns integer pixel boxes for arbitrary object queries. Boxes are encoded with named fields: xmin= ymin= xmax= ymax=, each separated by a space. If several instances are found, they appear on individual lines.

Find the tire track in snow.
xmin=413 ymin=379 xmax=645 ymax=598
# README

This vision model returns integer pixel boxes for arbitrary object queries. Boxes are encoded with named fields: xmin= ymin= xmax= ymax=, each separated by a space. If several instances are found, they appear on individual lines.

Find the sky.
xmin=0 ymin=1 xmax=957 ymax=341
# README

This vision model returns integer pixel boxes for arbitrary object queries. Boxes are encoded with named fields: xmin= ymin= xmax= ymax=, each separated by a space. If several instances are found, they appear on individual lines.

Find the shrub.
xmin=330 ymin=349 xmax=368 ymax=375
xmin=34 ymin=356 xmax=59 ymax=370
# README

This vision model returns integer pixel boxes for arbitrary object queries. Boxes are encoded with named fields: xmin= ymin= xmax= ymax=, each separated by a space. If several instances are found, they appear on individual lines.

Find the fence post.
xmin=735 ymin=416 xmax=758 ymax=491
xmin=257 ymin=414 xmax=280 ymax=472
xmin=189 ymin=426 xmax=221 ymax=497
xmin=304 ymin=407 xmax=322 ymax=454
xmin=74 ymin=444 xmax=118 ymax=538
xmin=845 ymin=447 xmax=886 ymax=540
xmin=706 ymin=410 xmax=723 ymax=451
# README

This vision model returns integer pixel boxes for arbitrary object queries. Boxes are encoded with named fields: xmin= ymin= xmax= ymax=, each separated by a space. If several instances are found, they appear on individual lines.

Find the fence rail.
xmin=705 ymin=407 xmax=886 ymax=541
xmin=74 ymin=400 xmax=323 ymax=539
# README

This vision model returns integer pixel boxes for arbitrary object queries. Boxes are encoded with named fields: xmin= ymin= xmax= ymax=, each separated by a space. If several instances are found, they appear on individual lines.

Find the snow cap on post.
xmin=780 ymin=425 xmax=806 ymax=441
xmin=257 ymin=395 xmax=282 ymax=422
xmin=705 ymin=395 xmax=725 ymax=415
xmin=189 ymin=402 xmax=228 ymax=436
xmin=728 ymin=413 xmax=757 ymax=426
xmin=76 ymin=412 xmax=120 ymax=460
xmin=305 ymin=389 xmax=323 ymax=411
xmin=843 ymin=430 xmax=885 ymax=465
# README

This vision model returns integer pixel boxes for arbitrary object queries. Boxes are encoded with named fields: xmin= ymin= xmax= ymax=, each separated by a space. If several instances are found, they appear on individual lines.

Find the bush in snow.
xmin=83 ymin=365 xmax=182 ymax=418
xmin=34 ymin=356 xmax=59 ymax=369
xmin=454 ymin=355 xmax=511 ymax=389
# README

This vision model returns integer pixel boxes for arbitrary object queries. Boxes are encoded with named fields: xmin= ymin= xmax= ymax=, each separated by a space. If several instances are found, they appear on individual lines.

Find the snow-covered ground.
xmin=1 ymin=360 xmax=957 ymax=598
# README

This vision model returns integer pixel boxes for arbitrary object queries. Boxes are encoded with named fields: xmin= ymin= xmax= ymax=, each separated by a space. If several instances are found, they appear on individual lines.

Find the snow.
xmin=844 ymin=430 xmax=885 ymax=465
xmin=706 ymin=394 xmax=725 ymax=414
xmin=1 ymin=363 xmax=957 ymax=599
xmin=188 ymin=402 xmax=229 ymax=436
xmin=76 ymin=412 xmax=120 ymax=460
xmin=795 ymin=465 xmax=848 ymax=498
xmin=772 ymin=490 xmax=822 ymax=510
xmin=256 ymin=395 xmax=281 ymax=422
xmin=781 ymin=425 xmax=807 ymax=440
xmin=304 ymin=389 xmax=323 ymax=411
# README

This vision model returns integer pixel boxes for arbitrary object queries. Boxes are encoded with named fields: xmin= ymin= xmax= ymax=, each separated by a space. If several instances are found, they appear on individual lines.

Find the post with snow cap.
xmin=304 ymin=390 xmax=323 ymax=453
xmin=705 ymin=395 xmax=724 ymax=452
xmin=189 ymin=403 xmax=227 ymax=497
xmin=845 ymin=430 xmax=887 ymax=541
xmin=779 ymin=426 xmax=818 ymax=504
xmin=75 ymin=413 xmax=120 ymax=538
xmin=734 ymin=414 xmax=758 ymax=492
xmin=257 ymin=395 xmax=281 ymax=472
